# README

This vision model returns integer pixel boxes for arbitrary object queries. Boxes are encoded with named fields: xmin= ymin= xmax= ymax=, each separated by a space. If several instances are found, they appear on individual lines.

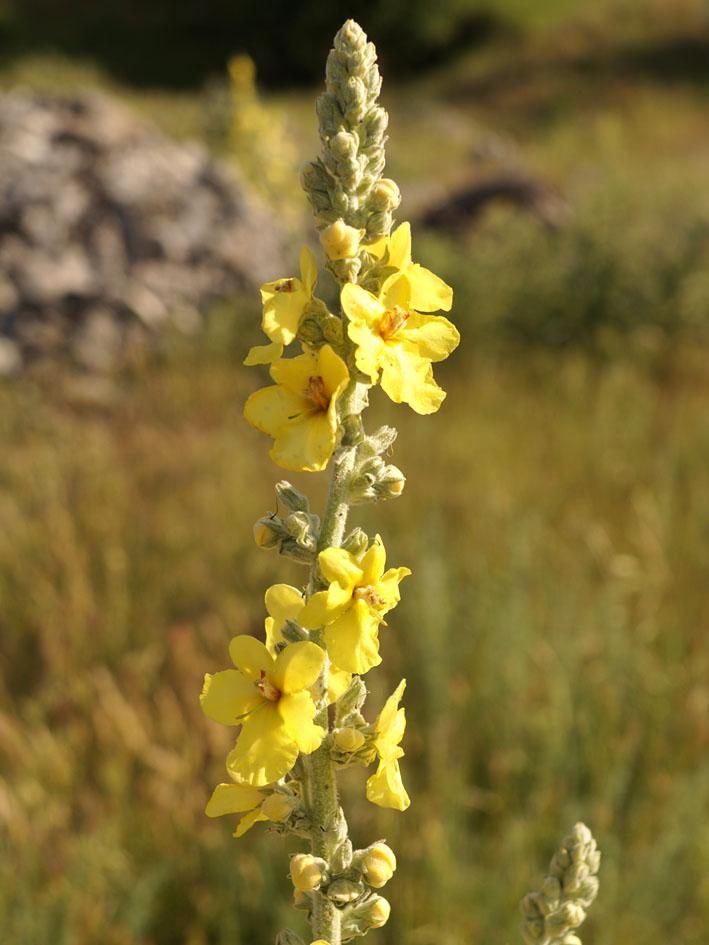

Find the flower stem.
xmin=303 ymin=378 xmax=365 ymax=944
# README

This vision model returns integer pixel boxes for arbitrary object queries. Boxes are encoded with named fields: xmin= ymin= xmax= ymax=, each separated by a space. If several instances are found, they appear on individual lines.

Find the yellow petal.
xmin=300 ymin=245 xmax=317 ymax=294
xmin=319 ymin=547 xmax=363 ymax=590
xmin=270 ymin=411 xmax=336 ymax=472
xmin=269 ymin=349 xmax=317 ymax=394
xmin=227 ymin=703 xmax=298 ymax=785
xmin=234 ymin=806 xmax=270 ymax=837
xmin=405 ymin=312 xmax=459 ymax=361
xmin=376 ymin=566 xmax=412 ymax=609
xmin=205 ymin=782 xmax=264 ymax=817
xmin=348 ymin=317 xmax=384 ymax=382
xmin=327 ymin=666 xmax=352 ymax=704
xmin=228 ymin=635 xmax=274 ymax=681
xmin=299 ymin=582 xmax=352 ymax=630
xmin=359 ymin=536 xmax=386 ymax=585
xmin=265 ymin=616 xmax=280 ymax=655
xmin=324 ymin=600 xmax=382 ymax=675
xmin=380 ymin=352 xmax=446 ymax=415
xmin=380 ymin=272 xmax=412 ymax=311
xmin=278 ymin=690 xmax=324 ymax=753
xmin=366 ymin=233 xmax=388 ymax=259
xmin=341 ymin=283 xmax=384 ymax=330
xmin=316 ymin=344 xmax=349 ymax=399
xmin=243 ymin=341 xmax=284 ymax=366
xmin=261 ymin=279 xmax=309 ymax=345
xmin=265 ymin=584 xmax=305 ymax=626
xmin=244 ymin=385 xmax=310 ymax=437
xmin=388 ymin=222 xmax=412 ymax=271
xmin=200 ymin=670 xmax=263 ymax=725
xmin=272 ymin=640 xmax=325 ymax=693
xmin=366 ymin=757 xmax=410 ymax=810
xmin=406 ymin=264 xmax=453 ymax=312
xmin=375 ymin=680 xmax=406 ymax=739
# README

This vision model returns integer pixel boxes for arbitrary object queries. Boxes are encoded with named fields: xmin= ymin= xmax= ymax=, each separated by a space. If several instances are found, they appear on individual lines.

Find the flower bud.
xmin=261 ymin=793 xmax=293 ymax=822
xmin=292 ymin=888 xmax=311 ymax=911
xmin=319 ymin=220 xmax=362 ymax=260
xmin=275 ymin=480 xmax=310 ymax=513
xmin=367 ymin=896 xmax=391 ymax=928
xmin=371 ymin=178 xmax=400 ymax=211
xmin=341 ymin=527 xmax=369 ymax=558
xmin=547 ymin=902 xmax=586 ymax=931
xmin=334 ymin=727 xmax=365 ymax=753
xmin=327 ymin=879 xmax=363 ymax=904
xmin=289 ymin=854 xmax=325 ymax=892
xmin=254 ymin=518 xmax=280 ymax=548
xmin=328 ymin=130 xmax=358 ymax=160
xmin=363 ymin=843 xmax=396 ymax=888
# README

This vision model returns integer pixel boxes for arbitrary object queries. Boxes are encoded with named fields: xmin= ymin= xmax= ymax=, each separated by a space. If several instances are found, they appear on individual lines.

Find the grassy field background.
xmin=1 ymin=1 xmax=709 ymax=943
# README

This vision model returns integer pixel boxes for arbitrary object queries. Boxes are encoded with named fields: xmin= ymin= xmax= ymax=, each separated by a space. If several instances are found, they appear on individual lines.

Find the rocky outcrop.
xmin=0 ymin=91 xmax=285 ymax=373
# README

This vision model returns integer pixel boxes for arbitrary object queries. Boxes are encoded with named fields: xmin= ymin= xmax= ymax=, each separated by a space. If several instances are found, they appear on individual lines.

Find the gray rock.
xmin=0 ymin=90 xmax=286 ymax=372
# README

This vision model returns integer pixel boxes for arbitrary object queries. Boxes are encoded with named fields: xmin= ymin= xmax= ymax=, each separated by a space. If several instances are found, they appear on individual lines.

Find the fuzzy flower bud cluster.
xmin=520 ymin=823 xmax=601 ymax=945
xmin=301 ymin=19 xmax=401 ymax=285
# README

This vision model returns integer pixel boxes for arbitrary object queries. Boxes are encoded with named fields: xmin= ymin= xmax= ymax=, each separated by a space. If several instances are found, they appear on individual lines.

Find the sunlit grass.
xmin=1 ymin=343 xmax=708 ymax=944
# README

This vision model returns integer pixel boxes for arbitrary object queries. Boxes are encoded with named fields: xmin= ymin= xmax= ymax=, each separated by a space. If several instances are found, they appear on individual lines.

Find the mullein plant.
xmin=200 ymin=20 xmax=600 ymax=945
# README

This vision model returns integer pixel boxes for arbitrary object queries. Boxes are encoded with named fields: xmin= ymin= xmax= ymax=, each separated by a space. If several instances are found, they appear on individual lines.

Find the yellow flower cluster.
xmin=243 ymin=222 xmax=458 ymax=470
xmin=202 ymin=209 xmax=455 ymax=819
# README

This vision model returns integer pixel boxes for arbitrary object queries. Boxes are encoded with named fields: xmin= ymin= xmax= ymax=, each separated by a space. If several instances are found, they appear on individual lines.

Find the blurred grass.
xmin=2 ymin=0 xmax=709 ymax=942
xmin=1 ymin=345 xmax=708 ymax=944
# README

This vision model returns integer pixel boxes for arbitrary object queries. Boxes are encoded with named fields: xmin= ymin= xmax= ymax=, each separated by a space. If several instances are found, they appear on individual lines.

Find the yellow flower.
xmin=367 ymin=896 xmax=391 ymax=928
xmin=320 ymin=220 xmax=363 ymax=260
xmin=299 ymin=536 xmax=410 ymax=675
xmin=200 ymin=636 xmax=325 ymax=786
xmin=290 ymin=853 xmax=324 ymax=891
xmin=341 ymin=271 xmax=459 ymax=415
xmin=366 ymin=680 xmax=410 ymax=810
xmin=367 ymin=221 xmax=453 ymax=313
xmin=264 ymin=583 xmax=352 ymax=703
xmin=244 ymin=345 xmax=349 ymax=472
xmin=260 ymin=245 xmax=317 ymax=346
xmin=205 ymin=779 xmax=294 ymax=837
xmin=363 ymin=842 xmax=397 ymax=888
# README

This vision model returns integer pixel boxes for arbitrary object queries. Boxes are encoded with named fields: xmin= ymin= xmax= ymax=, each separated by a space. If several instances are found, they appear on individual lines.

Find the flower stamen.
xmin=379 ymin=306 xmax=410 ymax=342
xmin=305 ymin=375 xmax=330 ymax=411
xmin=274 ymin=278 xmax=296 ymax=293
xmin=353 ymin=585 xmax=387 ymax=607
xmin=254 ymin=670 xmax=281 ymax=702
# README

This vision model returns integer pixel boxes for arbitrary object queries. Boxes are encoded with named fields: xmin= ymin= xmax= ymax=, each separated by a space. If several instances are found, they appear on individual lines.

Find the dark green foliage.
xmin=1 ymin=0 xmax=502 ymax=87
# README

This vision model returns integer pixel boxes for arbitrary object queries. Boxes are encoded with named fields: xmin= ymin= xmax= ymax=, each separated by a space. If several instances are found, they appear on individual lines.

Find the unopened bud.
xmin=547 ymin=902 xmax=586 ymax=931
xmin=334 ymin=727 xmax=365 ymax=753
xmin=261 ymin=793 xmax=293 ymax=822
xmin=320 ymin=220 xmax=362 ymax=260
xmin=327 ymin=879 xmax=363 ymax=904
xmin=520 ymin=917 xmax=545 ymax=944
xmin=290 ymin=854 xmax=325 ymax=892
xmin=275 ymin=481 xmax=310 ymax=513
xmin=292 ymin=888 xmax=311 ymax=911
xmin=371 ymin=178 xmax=400 ymax=211
xmin=341 ymin=527 xmax=369 ymax=558
xmin=254 ymin=518 xmax=280 ymax=548
xmin=363 ymin=843 xmax=396 ymax=888
xmin=328 ymin=130 xmax=358 ymax=160
xmin=367 ymin=896 xmax=390 ymax=928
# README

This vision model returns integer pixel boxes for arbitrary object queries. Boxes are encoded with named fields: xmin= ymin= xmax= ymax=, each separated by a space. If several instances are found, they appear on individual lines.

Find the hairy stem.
xmin=303 ymin=378 xmax=365 ymax=944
